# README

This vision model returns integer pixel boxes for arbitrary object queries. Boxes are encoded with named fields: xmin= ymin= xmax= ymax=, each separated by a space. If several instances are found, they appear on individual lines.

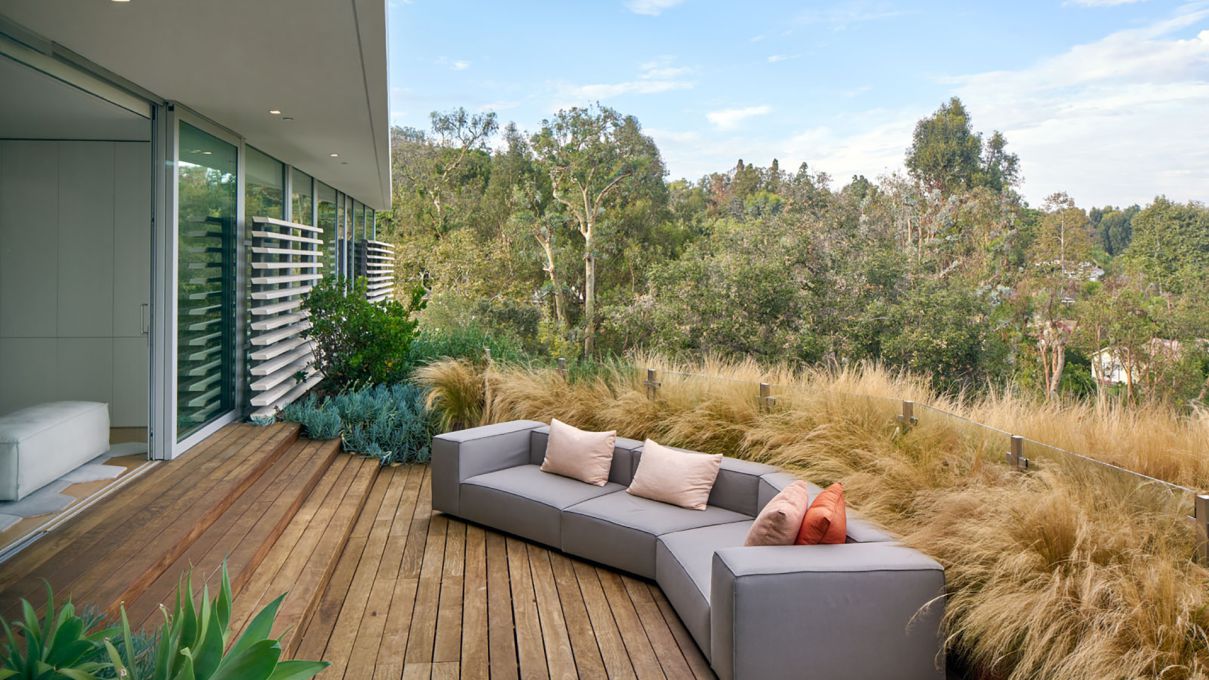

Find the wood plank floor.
xmin=295 ymin=465 xmax=715 ymax=680
xmin=0 ymin=422 xmax=301 ymax=620
xmin=0 ymin=424 xmax=715 ymax=680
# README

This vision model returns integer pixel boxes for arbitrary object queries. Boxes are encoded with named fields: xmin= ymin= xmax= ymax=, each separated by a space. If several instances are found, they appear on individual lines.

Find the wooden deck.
xmin=0 ymin=423 xmax=714 ymax=680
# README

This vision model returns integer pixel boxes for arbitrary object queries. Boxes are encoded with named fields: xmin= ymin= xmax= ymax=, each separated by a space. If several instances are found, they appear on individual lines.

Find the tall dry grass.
xmin=417 ymin=354 xmax=1209 ymax=680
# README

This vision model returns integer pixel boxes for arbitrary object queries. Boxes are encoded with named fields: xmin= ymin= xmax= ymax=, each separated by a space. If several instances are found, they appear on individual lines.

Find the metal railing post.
xmin=759 ymin=383 xmax=775 ymax=412
xmin=896 ymin=400 xmax=917 ymax=431
xmin=644 ymin=368 xmax=661 ymax=400
xmin=557 ymin=357 xmax=567 ymax=379
xmin=1005 ymin=435 xmax=1029 ymax=471
xmin=1196 ymin=495 xmax=1209 ymax=567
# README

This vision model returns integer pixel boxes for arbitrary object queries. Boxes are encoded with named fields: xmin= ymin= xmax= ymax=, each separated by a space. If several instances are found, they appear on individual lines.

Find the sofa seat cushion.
xmin=562 ymin=491 xmax=750 ymax=578
xmin=0 ymin=401 xmax=109 ymax=501
xmin=656 ymin=520 xmax=753 ymax=661
xmin=460 ymin=465 xmax=623 ymax=548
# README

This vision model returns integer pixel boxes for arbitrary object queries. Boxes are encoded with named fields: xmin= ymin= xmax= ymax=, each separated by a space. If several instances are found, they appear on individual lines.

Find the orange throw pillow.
xmin=796 ymin=483 xmax=847 ymax=545
xmin=744 ymin=480 xmax=811 ymax=546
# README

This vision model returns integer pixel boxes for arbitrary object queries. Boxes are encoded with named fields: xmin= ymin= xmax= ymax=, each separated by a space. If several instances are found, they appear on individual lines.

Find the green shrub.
xmin=409 ymin=325 xmax=526 ymax=367
xmin=303 ymin=276 xmax=426 ymax=390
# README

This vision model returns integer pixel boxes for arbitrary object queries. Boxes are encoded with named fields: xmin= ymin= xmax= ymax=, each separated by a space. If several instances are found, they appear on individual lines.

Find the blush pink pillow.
xmin=627 ymin=439 xmax=722 ymax=510
xmin=540 ymin=419 xmax=616 ymax=486
xmin=744 ymin=480 xmax=811 ymax=546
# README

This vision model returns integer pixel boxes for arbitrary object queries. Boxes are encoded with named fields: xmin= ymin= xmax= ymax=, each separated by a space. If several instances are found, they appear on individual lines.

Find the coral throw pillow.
xmin=627 ymin=439 xmax=722 ymax=510
xmin=796 ymin=483 xmax=847 ymax=545
xmin=744 ymin=480 xmax=811 ymax=546
xmin=540 ymin=418 xmax=617 ymax=486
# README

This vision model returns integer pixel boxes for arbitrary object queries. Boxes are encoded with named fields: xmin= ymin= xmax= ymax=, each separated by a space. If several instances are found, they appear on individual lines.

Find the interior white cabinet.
xmin=0 ymin=140 xmax=150 ymax=425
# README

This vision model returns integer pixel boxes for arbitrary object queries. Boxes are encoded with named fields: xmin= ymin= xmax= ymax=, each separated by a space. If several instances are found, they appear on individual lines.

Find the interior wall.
xmin=0 ymin=140 xmax=151 ymax=426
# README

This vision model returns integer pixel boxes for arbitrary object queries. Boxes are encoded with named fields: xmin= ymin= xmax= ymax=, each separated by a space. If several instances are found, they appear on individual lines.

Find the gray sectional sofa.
xmin=432 ymin=420 xmax=946 ymax=680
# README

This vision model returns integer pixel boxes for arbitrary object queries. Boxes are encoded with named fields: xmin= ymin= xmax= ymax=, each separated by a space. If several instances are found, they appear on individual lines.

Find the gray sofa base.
xmin=432 ymin=421 xmax=946 ymax=680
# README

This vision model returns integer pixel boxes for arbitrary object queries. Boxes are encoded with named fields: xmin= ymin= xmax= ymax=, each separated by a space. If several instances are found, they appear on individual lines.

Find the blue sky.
xmin=388 ymin=0 xmax=1209 ymax=207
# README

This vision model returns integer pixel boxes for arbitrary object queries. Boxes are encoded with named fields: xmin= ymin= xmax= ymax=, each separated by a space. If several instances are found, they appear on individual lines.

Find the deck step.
xmin=0 ymin=423 xmax=301 ymax=621
xmin=124 ymin=436 xmax=343 ymax=629
xmin=228 ymin=453 xmax=380 ymax=655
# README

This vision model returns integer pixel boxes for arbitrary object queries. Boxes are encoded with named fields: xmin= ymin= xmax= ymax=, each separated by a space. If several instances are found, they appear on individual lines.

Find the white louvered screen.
xmin=358 ymin=239 xmax=396 ymax=303
xmin=248 ymin=216 xmax=324 ymax=419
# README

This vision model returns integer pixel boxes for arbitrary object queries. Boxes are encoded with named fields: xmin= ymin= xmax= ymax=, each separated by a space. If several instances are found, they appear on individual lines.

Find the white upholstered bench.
xmin=0 ymin=402 xmax=110 ymax=501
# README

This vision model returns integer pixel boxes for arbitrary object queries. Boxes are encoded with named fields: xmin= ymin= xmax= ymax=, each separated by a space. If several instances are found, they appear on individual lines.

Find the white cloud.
xmin=451 ymin=60 xmax=471 ymax=71
xmin=707 ymin=105 xmax=772 ymax=130
xmin=944 ymin=7 xmax=1209 ymax=205
xmin=557 ymin=58 xmax=693 ymax=102
xmin=625 ymin=0 xmax=684 ymax=16
xmin=767 ymin=54 xmax=797 ymax=63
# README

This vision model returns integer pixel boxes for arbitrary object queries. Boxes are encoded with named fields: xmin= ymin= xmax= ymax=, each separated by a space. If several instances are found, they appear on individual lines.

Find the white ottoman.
xmin=0 ymin=402 xmax=110 ymax=501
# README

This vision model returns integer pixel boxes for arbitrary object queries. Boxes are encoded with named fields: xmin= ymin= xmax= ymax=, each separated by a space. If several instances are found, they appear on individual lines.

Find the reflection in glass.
xmin=317 ymin=182 xmax=337 ymax=277
xmin=177 ymin=123 xmax=237 ymax=441
xmin=291 ymin=168 xmax=314 ymax=226
xmin=245 ymin=146 xmax=284 ymax=222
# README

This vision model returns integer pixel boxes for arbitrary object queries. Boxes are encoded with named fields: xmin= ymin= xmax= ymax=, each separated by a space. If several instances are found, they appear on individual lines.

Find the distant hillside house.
xmin=1091 ymin=339 xmax=1185 ymax=386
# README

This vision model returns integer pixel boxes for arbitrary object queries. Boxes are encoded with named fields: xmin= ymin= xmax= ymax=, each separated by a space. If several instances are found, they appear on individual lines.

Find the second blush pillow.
xmin=540 ymin=418 xmax=617 ymax=486
xmin=744 ymin=480 xmax=811 ymax=546
xmin=627 ymin=439 xmax=722 ymax=510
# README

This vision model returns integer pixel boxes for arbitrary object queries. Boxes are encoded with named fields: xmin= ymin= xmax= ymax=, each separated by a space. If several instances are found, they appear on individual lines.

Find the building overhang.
xmin=0 ymin=0 xmax=391 ymax=209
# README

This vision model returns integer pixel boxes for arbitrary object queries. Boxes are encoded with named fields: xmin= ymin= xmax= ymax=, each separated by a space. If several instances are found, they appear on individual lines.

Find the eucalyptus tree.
xmin=530 ymin=104 xmax=665 ymax=355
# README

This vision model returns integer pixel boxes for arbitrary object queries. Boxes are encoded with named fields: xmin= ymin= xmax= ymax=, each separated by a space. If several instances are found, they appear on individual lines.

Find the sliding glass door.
xmin=175 ymin=122 xmax=237 ymax=441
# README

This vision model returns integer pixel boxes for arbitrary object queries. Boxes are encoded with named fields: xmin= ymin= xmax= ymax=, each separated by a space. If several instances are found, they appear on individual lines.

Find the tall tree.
xmin=530 ymin=104 xmax=665 ymax=355
xmin=905 ymin=97 xmax=983 ymax=195
xmin=396 ymin=108 xmax=498 ymax=237
xmin=1124 ymin=197 xmax=1209 ymax=294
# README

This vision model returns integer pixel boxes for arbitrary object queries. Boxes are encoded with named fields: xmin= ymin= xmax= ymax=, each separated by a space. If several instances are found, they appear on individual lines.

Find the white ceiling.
xmin=0 ymin=55 xmax=150 ymax=141
xmin=0 ymin=0 xmax=390 ymax=209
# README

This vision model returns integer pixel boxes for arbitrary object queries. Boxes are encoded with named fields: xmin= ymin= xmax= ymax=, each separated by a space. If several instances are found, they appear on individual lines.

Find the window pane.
xmin=177 ymin=123 xmax=237 ymax=441
xmin=317 ymin=181 xmax=337 ymax=278
xmin=245 ymin=146 xmax=284 ymax=221
xmin=336 ymin=192 xmax=347 ymax=278
xmin=290 ymin=168 xmax=313 ymax=226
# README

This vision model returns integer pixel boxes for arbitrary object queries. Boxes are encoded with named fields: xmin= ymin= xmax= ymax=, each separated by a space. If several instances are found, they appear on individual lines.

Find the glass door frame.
xmin=151 ymin=104 xmax=247 ymax=459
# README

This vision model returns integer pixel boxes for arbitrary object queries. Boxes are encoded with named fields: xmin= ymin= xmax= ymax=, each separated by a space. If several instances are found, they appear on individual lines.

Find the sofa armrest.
xmin=710 ymin=542 xmax=945 ymax=680
xmin=431 ymin=420 xmax=545 ymax=515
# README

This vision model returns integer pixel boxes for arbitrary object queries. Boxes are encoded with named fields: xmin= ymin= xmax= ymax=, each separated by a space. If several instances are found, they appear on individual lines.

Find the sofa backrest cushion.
xmin=529 ymin=426 xmax=642 ymax=486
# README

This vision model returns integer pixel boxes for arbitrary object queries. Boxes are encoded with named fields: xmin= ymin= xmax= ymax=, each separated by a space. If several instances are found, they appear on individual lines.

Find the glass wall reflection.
xmin=177 ymin=123 xmax=237 ymax=441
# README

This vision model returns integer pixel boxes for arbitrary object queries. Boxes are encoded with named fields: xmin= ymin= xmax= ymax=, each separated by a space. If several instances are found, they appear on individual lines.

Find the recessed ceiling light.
xmin=329 ymin=153 xmax=339 ymax=158
xmin=112 ymin=0 xmax=131 ymax=3
xmin=281 ymin=116 xmax=294 ymax=121
xmin=269 ymin=109 xmax=282 ymax=115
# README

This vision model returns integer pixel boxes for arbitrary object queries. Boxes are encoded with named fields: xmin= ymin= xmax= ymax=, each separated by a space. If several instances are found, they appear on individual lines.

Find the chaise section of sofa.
xmin=711 ymin=542 xmax=945 ymax=680
xmin=431 ymin=420 xmax=947 ymax=680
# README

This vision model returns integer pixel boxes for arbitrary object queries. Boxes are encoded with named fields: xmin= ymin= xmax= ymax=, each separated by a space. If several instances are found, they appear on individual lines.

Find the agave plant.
xmin=2 ymin=564 xmax=327 ymax=680
xmin=102 ymin=564 xmax=327 ymax=680
xmin=0 ymin=586 xmax=116 ymax=679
